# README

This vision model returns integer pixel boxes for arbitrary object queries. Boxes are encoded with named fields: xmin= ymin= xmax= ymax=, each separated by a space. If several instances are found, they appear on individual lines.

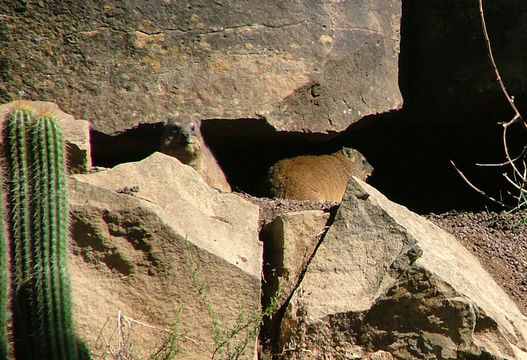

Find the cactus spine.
xmin=4 ymin=108 xmax=88 ymax=359
xmin=0 ymin=146 xmax=7 ymax=360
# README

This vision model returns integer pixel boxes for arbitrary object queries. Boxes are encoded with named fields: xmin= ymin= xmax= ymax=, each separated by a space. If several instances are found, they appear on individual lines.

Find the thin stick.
xmin=477 ymin=0 xmax=523 ymax=127
xmin=120 ymin=311 xmax=201 ymax=347
xmin=503 ymin=173 xmax=527 ymax=194
xmin=502 ymin=123 xmax=527 ymax=183
xmin=458 ymin=0 xmax=527 ymax=208
xmin=117 ymin=310 xmax=123 ymax=351
xmin=476 ymin=145 xmax=527 ymax=167
xmin=95 ymin=315 xmax=111 ymax=349
xmin=450 ymin=160 xmax=512 ymax=208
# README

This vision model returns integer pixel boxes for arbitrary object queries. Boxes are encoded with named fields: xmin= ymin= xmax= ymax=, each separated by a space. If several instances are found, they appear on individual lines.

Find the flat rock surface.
xmin=76 ymin=152 xmax=262 ymax=277
xmin=0 ymin=0 xmax=402 ymax=134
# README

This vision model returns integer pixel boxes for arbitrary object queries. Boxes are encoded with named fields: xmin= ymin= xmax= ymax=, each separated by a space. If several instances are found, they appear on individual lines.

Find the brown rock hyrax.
xmin=160 ymin=115 xmax=231 ymax=192
xmin=266 ymin=147 xmax=373 ymax=202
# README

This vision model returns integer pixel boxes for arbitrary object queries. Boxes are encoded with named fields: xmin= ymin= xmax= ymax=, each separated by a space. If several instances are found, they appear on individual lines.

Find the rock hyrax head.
xmin=338 ymin=147 xmax=374 ymax=180
xmin=160 ymin=114 xmax=202 ymax=163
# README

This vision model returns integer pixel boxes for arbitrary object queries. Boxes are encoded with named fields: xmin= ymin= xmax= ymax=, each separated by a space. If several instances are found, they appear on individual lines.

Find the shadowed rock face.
xmin=0 ymin=0 xmax=402 ymax=134
xmin=265 ymin=147 xmax=373 ymax=202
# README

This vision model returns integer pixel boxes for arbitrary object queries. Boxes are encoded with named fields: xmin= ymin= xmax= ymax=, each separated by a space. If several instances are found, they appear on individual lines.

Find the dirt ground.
xmin=239 ymin=193 xmax=527 ymax=317
xmin=428 ymin=209 xmax=527 ymax=316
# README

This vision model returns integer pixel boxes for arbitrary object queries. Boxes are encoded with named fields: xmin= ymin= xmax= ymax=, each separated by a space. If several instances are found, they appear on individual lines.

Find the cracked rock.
xmin=279 ymin=177 xmax=527 ymax=360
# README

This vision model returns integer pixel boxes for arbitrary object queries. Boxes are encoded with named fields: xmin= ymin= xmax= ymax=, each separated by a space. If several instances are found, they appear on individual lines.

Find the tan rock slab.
xmin=281 ymin=176 xmax=527 ymax=359
xmin=0 ymin=1 xmax=402 ymax=134
xmin=262 ymin=210 xmax=330 ymax=309
xmin=69 ymin=152 xmax=262 ymax=359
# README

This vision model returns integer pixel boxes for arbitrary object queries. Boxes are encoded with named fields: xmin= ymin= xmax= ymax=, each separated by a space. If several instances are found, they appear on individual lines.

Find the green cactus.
xmin=0 ymin=148 xmax=8 ymax=360
xmin=4 ymin=108 xmax=90 ymax=360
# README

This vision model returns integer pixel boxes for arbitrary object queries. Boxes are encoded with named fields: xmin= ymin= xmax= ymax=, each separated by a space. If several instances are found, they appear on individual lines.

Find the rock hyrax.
xmin=160 ymin=115 xmax=231 ymax=192
xmin=266 ymin=147 xmax=373 ymax=202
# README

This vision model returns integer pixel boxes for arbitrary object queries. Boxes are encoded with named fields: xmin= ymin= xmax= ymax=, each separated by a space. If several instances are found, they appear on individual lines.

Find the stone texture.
xmin=0 ymin=0 xmax=402 ymax=134
xmin=69 ymin=152 xmax=262 ymax=359
xmin=0 ymin=100 xmax=91 ymax=173
xmin=262 ymin=210 xmax=330 ymax=310
xmin=280 ymin=177 xmax=527 ymax=360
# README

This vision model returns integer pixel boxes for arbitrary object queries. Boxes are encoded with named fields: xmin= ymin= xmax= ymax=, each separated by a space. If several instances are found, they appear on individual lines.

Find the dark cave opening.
xmin=197 ymin=0 xmax=527 ymax=215
xmin=88 ymin=110 xmax=525 ymax=215
xmin=90 ymin=122 xmax=166 ymax=168
xmin=89 ymin=0 xmax=527 ymax=215
xmin=200 ymin=110 xmax=525 ymax=215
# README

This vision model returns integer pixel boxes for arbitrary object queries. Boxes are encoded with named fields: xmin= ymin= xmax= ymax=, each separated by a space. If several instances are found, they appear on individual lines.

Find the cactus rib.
xmin=3 ymin=109 xmax=89 ymax=360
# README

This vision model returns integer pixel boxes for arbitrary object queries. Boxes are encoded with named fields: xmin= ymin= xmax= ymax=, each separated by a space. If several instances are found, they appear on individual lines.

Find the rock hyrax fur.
xmin=160 ymin=115 xmax=231 ymax=192
xmin=266 ymin=147 xmax=373 ymax=202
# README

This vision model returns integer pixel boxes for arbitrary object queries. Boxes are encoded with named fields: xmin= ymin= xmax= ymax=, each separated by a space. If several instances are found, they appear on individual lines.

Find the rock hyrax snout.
xmin=160 ymin=115 xmax=231 ymax=192
xmin=266 ymin=147 xmax=373 ymax=202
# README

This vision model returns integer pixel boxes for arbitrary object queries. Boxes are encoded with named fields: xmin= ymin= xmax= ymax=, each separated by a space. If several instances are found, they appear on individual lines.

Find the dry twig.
xmin=450 ymin=160 xmax=511 ymax=208
xmin=477 ymin=0 xmax=522 ymax=124
xmin=453 ymin=0 xmax=527 ymax=208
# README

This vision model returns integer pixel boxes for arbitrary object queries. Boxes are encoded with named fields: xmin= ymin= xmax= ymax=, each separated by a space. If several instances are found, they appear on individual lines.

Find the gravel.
xmin=428 ymin=209 xmax=527 ymax=316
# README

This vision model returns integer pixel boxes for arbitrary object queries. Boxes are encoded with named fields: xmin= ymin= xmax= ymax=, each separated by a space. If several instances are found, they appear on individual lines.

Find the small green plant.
xmin=98 ymin=242 xmax=280 ymax=360
xmin=149 ymin=306 xmax=184 ymax=360
xmin=3 ymin=108 xmax=90 ymax=360
xmin=185 ymin=242 xmax=280 ymax=360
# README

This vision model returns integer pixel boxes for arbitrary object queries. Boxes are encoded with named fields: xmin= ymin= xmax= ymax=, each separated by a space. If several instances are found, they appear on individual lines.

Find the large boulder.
xmin=0 ymin=0 xmax=402 ymax=134
xmin=0 ymin=100 xmax=91 ymax=173
xmin=69 ymin=152 xmax=262 ymax=359
xmin=279 ymin=177 xmax=527 ymax=359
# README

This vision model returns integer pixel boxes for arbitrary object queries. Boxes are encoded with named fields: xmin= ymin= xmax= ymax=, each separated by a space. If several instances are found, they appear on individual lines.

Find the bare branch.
xmin=458 ymin=0 xmax=527 ymax=208
xmin=502 ymin=123 xmax=527 ymax=183
xmin=477 ymin=0 xmax=524 ymax=128
xmin=450 ymin=160 xmax=513 ymax=208
xmin=503 ymin=173 xmax=527 ymax=194
xmin=476 ymin=145 xmax=527 ymax=167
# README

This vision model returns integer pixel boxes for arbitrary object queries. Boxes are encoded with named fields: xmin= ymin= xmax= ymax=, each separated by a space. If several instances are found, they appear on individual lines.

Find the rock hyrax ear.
xmin=342 ymin=147 xmax=354 ymax=158
xmin=338 ymin=147 xmax=374 ymax=180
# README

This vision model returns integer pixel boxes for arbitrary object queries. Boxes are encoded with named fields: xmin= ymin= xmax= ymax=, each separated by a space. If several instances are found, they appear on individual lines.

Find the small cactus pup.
xmin=3 ymin=108 xmax=90 ymax=360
